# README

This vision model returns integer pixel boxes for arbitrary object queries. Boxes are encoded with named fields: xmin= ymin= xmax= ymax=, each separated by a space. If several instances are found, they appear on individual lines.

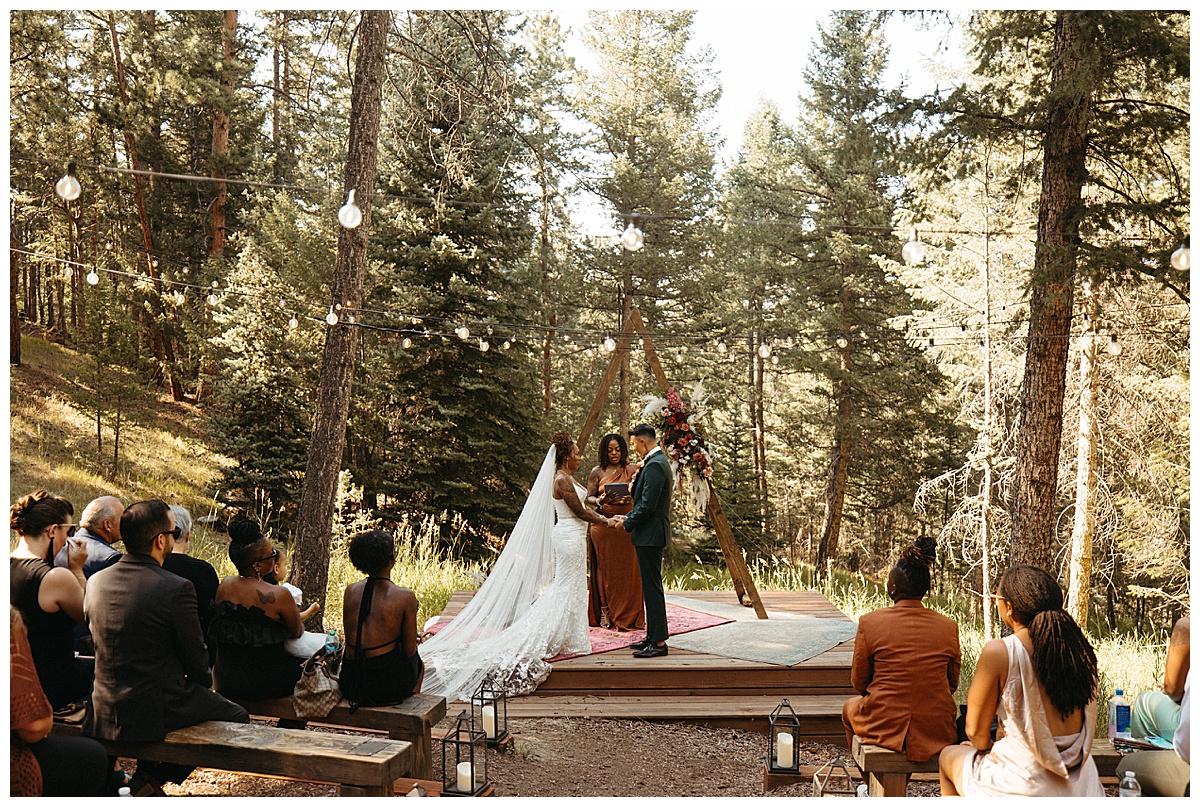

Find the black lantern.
xmin=767 ymin=698 xmax=801 ymax=774
xmin=441 ymin=710 xmax=488 ymax=796
xmin=813 ymin=758 xmax=857 ymax=797
xmin=471 ymin=678 xmax=509 ymax=749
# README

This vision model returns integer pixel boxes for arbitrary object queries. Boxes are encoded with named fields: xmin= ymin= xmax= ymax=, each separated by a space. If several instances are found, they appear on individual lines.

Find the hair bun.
xmin=9 ymin=489 xmax=48 ymax=532
xmin=228 ymin=518 xmax=263 ymax=547
xmin=902 ymin=536 xmax=937 ymax=569
xmin=552 ymin=431 xmax=573 ymax=449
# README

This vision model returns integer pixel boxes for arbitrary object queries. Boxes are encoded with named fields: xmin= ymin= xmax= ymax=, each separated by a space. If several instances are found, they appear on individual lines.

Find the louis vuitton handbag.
xmin=293 ymin=643 xmax=343 ymax=719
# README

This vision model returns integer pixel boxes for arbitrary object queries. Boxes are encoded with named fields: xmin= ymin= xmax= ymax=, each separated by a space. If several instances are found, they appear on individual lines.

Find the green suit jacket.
xmin=623 ymin=449 xmax=672 ymax=547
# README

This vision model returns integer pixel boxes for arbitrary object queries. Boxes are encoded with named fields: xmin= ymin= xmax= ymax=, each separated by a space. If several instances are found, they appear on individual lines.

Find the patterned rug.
xmin=663 ymin=610 xmax=858 ymax=667
xmin=547 ymin=601 xmax=732 ymax=662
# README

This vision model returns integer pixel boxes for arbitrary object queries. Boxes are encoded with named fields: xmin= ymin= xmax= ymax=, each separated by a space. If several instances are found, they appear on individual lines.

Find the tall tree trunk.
xmin=1010 ymin=12 xmax=1096 ymax=571
xmin=208 ymin=10 xmax=235 ymax=255
xmin=816 ymin=286 xmax=854 ymax=569
xmin=106 ymin=12 xmax=185 ymax=401
xmin=751 ymin=327 xmax=768 ymax=529
xmin=618 ymin=267 xmax=632 ymax=435
xmin=271 ymin=11 xmax=283 ymax=180
xmin=539 ymin=158 xmax=554 ymax=411
xmin=1066 ymin=284 xmax=1100 ymax=627
xmin=293 ymin=10 xmax=388 ymax=621
xmin=10 ymin=233 xmax=21 ymax=365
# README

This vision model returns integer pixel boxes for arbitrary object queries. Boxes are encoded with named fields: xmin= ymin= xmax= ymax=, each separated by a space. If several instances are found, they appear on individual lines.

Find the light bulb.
xmin=55 ymin=164 xmax=81 ymax=201
xmin=1171 ymin=243 xmax=1190 ymax=271
xmin=757 ymin=343 xmax=771 ymax=359
xmin=458 ymin=325 xmax=471 ymax=340
xmin=206 ymin=293 xmax=219 ymax=306
xmin=675 ymin=350 xmax=683 ymax=363
xmin=871 ymin=351 xmax=881 ymax=363
xmin=717 ymin=340 xmax=727 ymax=354
xmin=326 ymin=306 xmax=339 ymax=325
xmin=620 ymin=221 xmax=644 ymax=252
xmin=338 ymin=189 xmax=363 ymax=229
xmin=479 ymin=338 xmax=490 ymax=352
xmin=902 ymin=227 xmax=925 ymax=265
xmin=502 ymin=340 xmax=511 ymax=350
xmin=172 ymin=291 xmax=186 ymax=306
xmin=86 ymin=269 xmax=100 ymax=285
xmin=1107 ymin=335 xmax=1122 ymax=356
xmin=288 ymin=315 xmax=298 ymax=329
xmin=402 ymin=336 xmax=412 ymax=348
xmin=836 ymin=335 xmax=849 ymax=349
xmin=770 ymin=354 xmax=779 ymax=365
xmin=602 ymin=336 xmax=616 ymax=353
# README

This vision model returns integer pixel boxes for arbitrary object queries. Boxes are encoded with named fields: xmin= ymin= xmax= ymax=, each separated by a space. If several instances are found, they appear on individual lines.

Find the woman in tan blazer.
xmin=841 ymin=537 xmax=961 ymax=762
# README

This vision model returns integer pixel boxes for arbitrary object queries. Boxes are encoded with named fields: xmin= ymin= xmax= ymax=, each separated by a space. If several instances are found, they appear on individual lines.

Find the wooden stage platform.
xmin=439 ymin=590 xmax=857 ymax=745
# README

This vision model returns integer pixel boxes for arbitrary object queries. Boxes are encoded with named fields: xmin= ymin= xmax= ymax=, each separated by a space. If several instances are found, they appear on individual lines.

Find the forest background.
xmin=9 ymin=9 xmax=1190 ymax=688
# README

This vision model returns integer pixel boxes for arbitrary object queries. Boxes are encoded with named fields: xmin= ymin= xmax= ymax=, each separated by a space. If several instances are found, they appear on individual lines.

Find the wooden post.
xmin=628 ymin=307 xmax=767 ymax=619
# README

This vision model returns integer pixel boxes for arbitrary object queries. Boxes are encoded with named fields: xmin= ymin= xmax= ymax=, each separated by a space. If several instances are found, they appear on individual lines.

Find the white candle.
xmin=482 ymin=705 xmax=497 ymax=739
xmin=456 ymin=761 xmax=473 ymax=792
xmin=776 ymin=733 xmax=794 ymax=768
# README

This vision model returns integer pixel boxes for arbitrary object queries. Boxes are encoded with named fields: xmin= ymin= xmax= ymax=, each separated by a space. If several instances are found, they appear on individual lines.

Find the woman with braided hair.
xmin=940 ymin=564 xmax=1104 ymax=796
xmin=841 ymin=537 xmax=961 ymax=763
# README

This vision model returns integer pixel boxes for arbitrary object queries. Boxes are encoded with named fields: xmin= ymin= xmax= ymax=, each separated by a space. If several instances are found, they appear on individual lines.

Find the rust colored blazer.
xmin=844 ymin=600 xmax=961 ymax=761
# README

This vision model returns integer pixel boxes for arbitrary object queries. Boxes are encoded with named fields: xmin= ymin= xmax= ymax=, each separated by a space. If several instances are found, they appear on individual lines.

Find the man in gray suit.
xmin=84 ymin=499 xmax=247 ymax=791
xmin=610 ymin=424 xmax=672 ymax=658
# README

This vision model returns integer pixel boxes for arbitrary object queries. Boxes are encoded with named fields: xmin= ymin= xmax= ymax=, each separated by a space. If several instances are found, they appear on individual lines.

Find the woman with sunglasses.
xmin=208 ymin=518 xmax=305 ymax=702
xmin=9 ymin=490 xmax=94 ymax=710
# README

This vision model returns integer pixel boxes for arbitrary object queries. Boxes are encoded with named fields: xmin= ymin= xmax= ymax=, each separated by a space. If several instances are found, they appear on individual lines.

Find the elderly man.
xmin=162 ymin=504 xmax=220 ymax=665
xmin=84 ymin=499 xmax=248 ymax=794
xmin=54 ymin=495 xmax=124 ymax=578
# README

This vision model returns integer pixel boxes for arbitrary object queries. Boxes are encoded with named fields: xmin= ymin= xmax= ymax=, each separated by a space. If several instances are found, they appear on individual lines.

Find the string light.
xmin=836 ymin=335 xmax=849 ymax=349
xmin=288 ymin=315 xmax=298 ymax=329
xmin=902 ymin=227 xmax=926 ymax=265
xmin=55 ymin=162 xmax=81 ymax=202
xmin=717 ymin=339 xmax=727 ymax=354
xmin=757 ymin=342 xmax=771 ymax=359
xmin=601 ymin=335 xmax=617 ymax=353
xmin=86 ymin=269 xmax=100 ymax=285
xmin=1170 ymin=237 xmax=1190 ymax=271
xmin=620 ymin=216 xmax=644 ymax=252
xmin=326 ymin=305 xmax=339 ymax=325
xmin=770 ymin=354 xmax=779 ymax=365
xmin=502 ymin=339 xmax=512 ymax=350
xmin=871 ymin=351 xmax=881 ymax=362
xmin=338 ymin=189 xmax=363 ymax=229
xmin=172 ymin=291 xmax=186 ymax=306
xmin=479 ymin=338 xmax=490 ymax=352
xmin=1106 ymin=334 xmax=1123 ymax=356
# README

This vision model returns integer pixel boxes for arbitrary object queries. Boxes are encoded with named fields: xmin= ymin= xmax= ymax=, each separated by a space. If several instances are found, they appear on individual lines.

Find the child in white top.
xmin=266 ymin=545 xmax=326 ymax=658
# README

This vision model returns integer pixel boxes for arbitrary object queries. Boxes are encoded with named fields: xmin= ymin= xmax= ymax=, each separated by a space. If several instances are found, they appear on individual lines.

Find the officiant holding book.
xmin=585 ymin=434 xmax=644 ymax=632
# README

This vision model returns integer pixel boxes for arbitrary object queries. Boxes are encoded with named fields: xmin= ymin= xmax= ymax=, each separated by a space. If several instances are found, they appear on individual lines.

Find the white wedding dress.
xmin=420 ymin=447 xmax=592 ymax=701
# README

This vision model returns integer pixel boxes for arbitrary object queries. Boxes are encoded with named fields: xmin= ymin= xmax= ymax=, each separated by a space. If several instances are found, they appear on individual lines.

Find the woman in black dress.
xmin=341 ymin=530 xmax=423 ymax=707
xmin=208 ymin=519 xmax=304 ymax=701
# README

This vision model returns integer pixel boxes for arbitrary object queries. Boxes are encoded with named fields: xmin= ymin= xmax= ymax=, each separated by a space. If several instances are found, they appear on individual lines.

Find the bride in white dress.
xmin=420 ymin=431 xmax=610 ymax=700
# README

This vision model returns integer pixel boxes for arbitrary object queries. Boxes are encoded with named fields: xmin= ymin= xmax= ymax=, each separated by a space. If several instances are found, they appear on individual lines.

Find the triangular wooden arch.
xmin=577 ymin=306 xmax=768 ymax=619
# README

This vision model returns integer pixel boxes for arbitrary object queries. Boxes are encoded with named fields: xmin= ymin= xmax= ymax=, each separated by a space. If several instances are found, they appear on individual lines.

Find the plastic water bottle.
xmin=856 ymin=783 xmax=869 ymax=797
xmin=1109 ymin=689 xmax=1132 ymax=739
xmin=324 ymin=630 xmax=338 ymax=654
xmin=118 ymin=787 xmax=132 ymax=797
xmin=1118 ymin=770 xmax=1141 ymax=797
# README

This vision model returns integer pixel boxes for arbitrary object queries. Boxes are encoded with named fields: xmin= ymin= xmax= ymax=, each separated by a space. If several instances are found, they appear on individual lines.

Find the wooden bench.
xmin=54 ymin=719 xmax=411 ymax=796
xmin=236 ymin=693 xmax=446 ymax=780
xmin=851 ymin=736 xmax=1123 ymax=797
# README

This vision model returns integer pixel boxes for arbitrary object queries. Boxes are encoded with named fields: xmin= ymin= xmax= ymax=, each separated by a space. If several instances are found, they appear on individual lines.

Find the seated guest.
xmin=341 ymin=530 xmax=423 ymax=707
xmin=162 ymin=504 xmax=220 ymax=666
xmin=1132 ymin=616 xmax=1190 ymax=742
xmin=83 ymin=499 xmax=248 ymax=794
xmin=11 ymin=607 xmax=109 ymax=797
xmin=9 ymin=490 xmax=93 ymax=709
xmin=262 ymin=544 xmax=325 ymax=659
xmin=940 ymin=564 xmax=1104 ymax=796
xmin=1116 ymin=617 xmax=1191 ymax=797
xmin=841 ymin=537 xmax=960 ymax=763
xmin=54 ymin=495 xmax=124 ymax=577
xmin=208 ymin=518 xmax=304 ymax=701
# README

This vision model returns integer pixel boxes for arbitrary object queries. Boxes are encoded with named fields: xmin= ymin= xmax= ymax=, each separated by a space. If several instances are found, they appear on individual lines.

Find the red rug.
xmin=547 ymin=602 xmax=731 ymax=662
xmin=425 ymin=602 xmax=732 ymax=663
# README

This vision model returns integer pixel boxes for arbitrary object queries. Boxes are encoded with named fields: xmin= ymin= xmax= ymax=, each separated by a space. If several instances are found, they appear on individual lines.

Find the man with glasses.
xmin=54 ymin=495 xmax=124 ymax=578
xmin=83 ymin=499 xmax=248 ymax=795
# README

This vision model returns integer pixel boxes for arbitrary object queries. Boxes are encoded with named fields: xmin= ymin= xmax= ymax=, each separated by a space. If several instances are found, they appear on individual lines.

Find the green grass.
xmin=12 ymin=334 xmax=1167 ymax=734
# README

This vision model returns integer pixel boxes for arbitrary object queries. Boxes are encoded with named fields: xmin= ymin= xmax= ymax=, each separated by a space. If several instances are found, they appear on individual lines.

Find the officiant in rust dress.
xmin=585 ymin=434 xmax=644 ymax=631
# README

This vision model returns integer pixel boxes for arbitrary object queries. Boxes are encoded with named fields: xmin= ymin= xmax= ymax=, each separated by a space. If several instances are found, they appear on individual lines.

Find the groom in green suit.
xmin=610 ymin=423 xmax=672 ymax=658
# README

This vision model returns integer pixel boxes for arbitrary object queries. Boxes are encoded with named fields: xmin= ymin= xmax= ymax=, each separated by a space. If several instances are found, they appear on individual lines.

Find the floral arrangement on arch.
xmin=640 ymin=381 xmax=714 ymax=512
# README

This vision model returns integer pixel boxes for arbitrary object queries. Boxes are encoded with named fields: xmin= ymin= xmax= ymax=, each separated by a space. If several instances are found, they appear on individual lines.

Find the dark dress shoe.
xmin=629 ymin=638 xmax=652 ymax=651
xmin=633 ymin=643 xmax=668 ymax=658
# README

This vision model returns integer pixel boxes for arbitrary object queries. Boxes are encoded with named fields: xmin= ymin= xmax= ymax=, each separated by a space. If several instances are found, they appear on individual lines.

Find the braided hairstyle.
xmin=552 ymin=430 xmax=574 ymax=469
xmin=227 ymin=518 xmax=269 ymax=574
xmin=887 ymin=536 xmax=937 ymax=601
xmin=10 ymin=490 xmax=74 ymax=538
xmin=998 ymin=564 xmax=1098 ymax=719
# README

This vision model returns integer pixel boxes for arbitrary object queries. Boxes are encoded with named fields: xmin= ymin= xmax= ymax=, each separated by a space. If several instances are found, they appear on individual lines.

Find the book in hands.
xmin=603 ymin=482 xmax=630 ymax=499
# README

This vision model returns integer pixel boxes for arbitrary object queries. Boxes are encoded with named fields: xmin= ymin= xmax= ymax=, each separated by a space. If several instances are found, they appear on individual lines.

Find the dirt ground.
xmin=156 ymin=717 xmax=948 ymax=797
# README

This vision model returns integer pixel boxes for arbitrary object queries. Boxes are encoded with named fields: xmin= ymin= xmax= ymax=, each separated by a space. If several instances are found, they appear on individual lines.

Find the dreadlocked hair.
xmin=999 ymin=564 xmax=1098 ymax=719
